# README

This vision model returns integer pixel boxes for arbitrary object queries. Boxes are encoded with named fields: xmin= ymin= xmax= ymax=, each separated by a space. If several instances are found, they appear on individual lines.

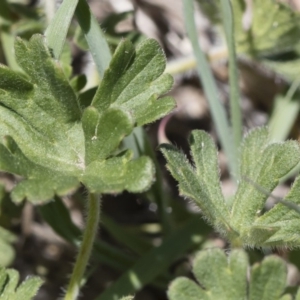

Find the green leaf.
xmin=199 ymin=0 xmax=300 ymax=83
xmin=82 ymin=107 xmax=133 ymax=164
xmin=168 ymin=248 xmax=288 ymax=300
xmin=251 ymin=175 xmax=300 ymax=247
xmin=249 ymin=256 xmax=287 ymax=300
xmin=0 ymin=34 xmax=174 ymax=203
xmin=160 ymin=131 xmax=231 ymax=234
xmin=82 ymin=151 xmax=155 ymax=194
xmin=0 ymin=267 xmax=43 ymax=299
xmin=232 ymin=0 xmax=300 ymax=56
xmin=161 ymin=127 xmax=300 ymax=247
xmin=91 ymin=39 xmax=175 ymax=126
xmin=231 ymin=128 xmax=300 ymax=232
xmin=0 ymin=226 xmax=16 ymax=267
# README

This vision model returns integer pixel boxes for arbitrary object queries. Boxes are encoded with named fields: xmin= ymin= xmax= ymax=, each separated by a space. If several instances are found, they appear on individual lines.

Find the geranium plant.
xmin=0 ymin=1 xmax=175 ymax=298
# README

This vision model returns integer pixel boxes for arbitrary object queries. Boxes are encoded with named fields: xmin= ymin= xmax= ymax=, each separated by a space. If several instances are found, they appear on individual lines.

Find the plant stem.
xmin=64 ymin=193 xmax=101 ymax=300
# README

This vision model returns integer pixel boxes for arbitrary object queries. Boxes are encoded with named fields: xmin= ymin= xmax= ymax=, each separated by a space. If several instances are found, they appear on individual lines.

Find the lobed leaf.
xmin=92 ymin=39 xmax=175 ymax=125
xmin=199 ymin=0 xmax=300 ymax=83
xmin=82 ymin=152 xmax=154 ymax=194
xmin=82 ymin=107 xmax=133 ymax=164
xmin=160 ymin=131 xmax=231 ymax=234
xmin=168 ymin=248 xmax=289 ymax=300
xmin=253 ymin=176 xmax=300 ymax=247
xmin=232 ymin=0 xmax=300 ymax=56
xmin=0 ymin=267 xmax=43 ymax=300
xmin=231 ymin=129 xmax=300 ymax=231
xmin=249 ymin=256 xmax=286 ymax=300
xmin=161 ymin=127 xmax=300 ymax=247
xmin=0 ymin=34 xmax=174 ymax=203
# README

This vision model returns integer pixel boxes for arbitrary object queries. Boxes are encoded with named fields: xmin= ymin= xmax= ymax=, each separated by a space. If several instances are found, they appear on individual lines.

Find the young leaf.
xmin=0 ymin=34 xmax=174 ymax=203
xmin=161 ymin=131 xmax=231 ymax=235
xmin=168 ymin=248 xmax=288 ymax=300
xmin=161 ymin=127 xmax=300 ymax=247
xmin=0 ymin=267 xmax=43 ymax=299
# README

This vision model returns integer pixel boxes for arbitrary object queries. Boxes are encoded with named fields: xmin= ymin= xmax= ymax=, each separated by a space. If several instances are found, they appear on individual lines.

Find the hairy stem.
xmin=64 ymin=193 xmax=101 ymax=300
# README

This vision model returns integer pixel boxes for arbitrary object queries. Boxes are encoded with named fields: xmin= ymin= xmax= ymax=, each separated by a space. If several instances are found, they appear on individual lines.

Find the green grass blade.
xmin=220 ymin=0 xmax=242 ymax=158
xmin=45 ymin=0 xmax=79 ymax=59
xmin=269 ymin=80 xmax=300 ymax=142
xmin=183 ymin=0 xmax=237 ymax=178
xmin=96 ymin=217 xmax=210 ymax=300
xmin=75 ymin=0 xmax=111 ymax=77
xmin=0 ymin=28 xmax=20 ymax=70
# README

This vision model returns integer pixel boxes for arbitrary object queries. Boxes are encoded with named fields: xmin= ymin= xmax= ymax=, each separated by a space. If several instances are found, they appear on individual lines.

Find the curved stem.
xmin=64 ymin=193 xmax=101 ymax=300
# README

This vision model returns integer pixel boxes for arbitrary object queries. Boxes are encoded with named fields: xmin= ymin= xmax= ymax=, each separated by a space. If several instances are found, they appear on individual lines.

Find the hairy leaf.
xmin=161 ymin=131 xmax=231 ymax=234
xmin=161 ymin=127 xmax=300 ymax=247
xmin=232 ymin=0 xmax=300 ymax=56
xmin=0 ymin=267 xmax=43 ymax=299
xmin=198 ymin=1 xmax=300 ymax=83
xmin=91 ymin=39 xmax=175 ymax=126
xmin=0 ymin=34 xmax=174 ymax=203
xmin=168 ymin=248 xmax=289 ymax=300
xmin=249 ymin=256 xmax=286 ymax=300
